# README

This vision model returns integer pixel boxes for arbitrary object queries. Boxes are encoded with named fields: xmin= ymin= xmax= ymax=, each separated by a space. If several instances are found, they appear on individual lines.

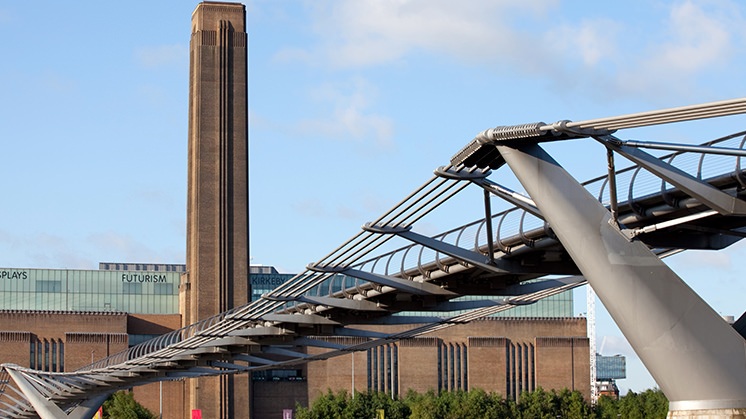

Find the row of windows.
xmin=507 ymin=342 xmax=535 ymax=400
xmin=366 ymin=340 xmax=535 ymax=400
xmin=26 ymin=334 xmax=182 ymax=372
xmin=368 ymin=344 xmax=398 ymax=394
xmin=251 ymin=369 xmax=305 ymax=382
xmin=0 ymin=293 xmax=178 ymax=314
xmin=394 ymin=292 xmax=573 ymax=319
xmin=99 ymin=263 xmax=186 ymax=272
xmin=439 ymin=342 xmax=468 ymax=392
xmin=42 ymin=280 xmax=177 ymax=295
xmin=30 ymin=338 xmax=64 ymax=372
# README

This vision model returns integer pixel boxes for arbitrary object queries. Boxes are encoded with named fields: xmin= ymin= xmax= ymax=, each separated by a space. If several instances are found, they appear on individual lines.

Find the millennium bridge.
xmin=3 ymin=98 xmax=746 ymax=418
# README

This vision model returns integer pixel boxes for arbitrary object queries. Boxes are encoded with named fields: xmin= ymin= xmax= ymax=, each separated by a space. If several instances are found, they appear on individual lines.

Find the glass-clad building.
xmin=0 ymin=264 xmax=572 ymax=317
xmin=0 ymin=267 xmax=181 ymax=314
xmin=0 ymin=264 xmax=296 ymax=315
xmin=597 ymin=354 xmax=627 ymax=380
xmin=250 ymin=265 xmax=294 ymax=302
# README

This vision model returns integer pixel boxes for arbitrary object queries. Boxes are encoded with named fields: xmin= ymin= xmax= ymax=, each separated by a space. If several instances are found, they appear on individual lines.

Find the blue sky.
xmin=3 ymin=0 xmax=746 ymax=395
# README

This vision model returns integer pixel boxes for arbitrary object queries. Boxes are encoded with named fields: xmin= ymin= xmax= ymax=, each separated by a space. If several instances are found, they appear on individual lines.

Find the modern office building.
xmin=595 ymin=354 xmax=626 ymax=399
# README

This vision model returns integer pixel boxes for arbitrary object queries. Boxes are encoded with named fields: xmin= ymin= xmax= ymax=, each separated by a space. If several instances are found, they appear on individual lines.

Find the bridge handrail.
xmin=312 ymin=130 xmax=746 ymax=298
xmin=75 ymin=130 xmax=746 ymax=372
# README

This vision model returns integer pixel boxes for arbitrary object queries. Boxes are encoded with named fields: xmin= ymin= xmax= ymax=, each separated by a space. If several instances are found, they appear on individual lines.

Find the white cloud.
xmin=280 ymin=0 xmax=558 ymax=68
xmin=546 ymin=18 xmax=620 ymax=67
xmin=278 ymin=0 xmax=746 ymax=102
xmin=610 ymin=0 xmax=745 ymax=101
xmin=296 ymin=78 xmax=394 ymax=149
xmin=655 ymin=1 xmax=731 ymax=73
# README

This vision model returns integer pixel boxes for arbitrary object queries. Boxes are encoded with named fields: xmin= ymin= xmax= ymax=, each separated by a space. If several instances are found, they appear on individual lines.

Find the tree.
xmin=517 ymin=387 xmax=555 ymax=419
xmin=406 ymin=389 xmax=443 ymax=419
xmin=294 ymin=387 xmax=666 ymax=419
xmin=559 ymin=389 xmax=592 ymax=419
xmin=295 ymin=389 xmax=410 ymax=419
xmin=102 ymin=391 xmax=156 ymax=419
xmin=594 ymin=395 xmax=619 ymax=419
xmin=639 ymin=388 xmax=668 ymax=419
xmin=294 ymin=390 xmax=347 ymax=419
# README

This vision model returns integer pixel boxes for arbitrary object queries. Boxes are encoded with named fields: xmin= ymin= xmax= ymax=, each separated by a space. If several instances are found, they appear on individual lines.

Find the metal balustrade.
xmin=67 ymin=129 xmax=746 ymax=375
xmin=4 ymin=98 xmax=746 ymax=418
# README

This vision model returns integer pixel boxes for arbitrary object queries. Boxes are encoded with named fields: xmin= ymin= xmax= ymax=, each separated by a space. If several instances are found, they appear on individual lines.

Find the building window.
xmin=35 ymin=280 xmax=61 ymax=293
xmin=44 ymin=340 xmax=49 ymax=371
xmin=51 ymin=340 xmax=57 ymax=372
xmin=123 ymin=283 xmax=142 ymax=294
xmin=59 ymin=340 xmax=64 ymax=372
xmin=251 ymin=369 xmax=304 ymax=381
xmin=154 ymin=283 xmax=173 ymax=295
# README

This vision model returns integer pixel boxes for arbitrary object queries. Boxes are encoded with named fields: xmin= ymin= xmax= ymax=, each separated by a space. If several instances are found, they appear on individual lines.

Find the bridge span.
xmin=3 ymin=97 xmax=746 ymax=418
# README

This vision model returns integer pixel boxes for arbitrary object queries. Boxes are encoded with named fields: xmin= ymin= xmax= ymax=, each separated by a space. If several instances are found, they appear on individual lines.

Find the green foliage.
xmin=102 ymin=391 xmax=157 ymax=419
xmin=294 ymin=387 xmax=668 ymax=419
xmin=405 ymin=389 xmax=515 ymax=419
xmin=516 ymin=387 xmax=591 ymax=419
xmin=616 ymin=388 xmax=668 ymax=419
xmin=295 ymin=390 xmax=409 ymax=419
xmin=593 ymin=395 xmax=619 ymax=419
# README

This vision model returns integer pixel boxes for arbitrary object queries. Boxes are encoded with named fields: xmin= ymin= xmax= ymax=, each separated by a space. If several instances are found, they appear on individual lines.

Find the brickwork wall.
xmin=304 ymin=318 xmax=589 ymax=404
xmin=572 ymin=337 xmax=591 ymax=397
xmin=467 ymin=336 xmax=508 ymax=395
xmin=305 ymin=337 xmax=368 ymax=401
xmin=534 ymin=336 xmax=590 ymax=400
xmin=133 ymin=381 xmax=187 ymax=419
xmin=127 ymin=314 xmax=181 ymax=335
xmin=0 ymin=311 xmax=127 ymax=340
xmin=397 ymin=337 xmax=441 ymax=394
xmin=0 ymin=331 xmax=32 ymax=367
xmin=65 ymin=332 xmax=128 ymax=371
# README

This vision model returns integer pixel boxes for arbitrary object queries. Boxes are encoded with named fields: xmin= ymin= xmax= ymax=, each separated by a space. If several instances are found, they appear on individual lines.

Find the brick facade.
xmin=0 ymin=310 xmax=184 ymax=419
xmin=294 ymin=317 xmax=589 ymax=408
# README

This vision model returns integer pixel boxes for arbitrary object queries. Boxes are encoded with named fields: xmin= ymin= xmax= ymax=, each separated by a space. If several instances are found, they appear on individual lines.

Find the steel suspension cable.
xmin=552 ymin=97 xmax=746 ymax=132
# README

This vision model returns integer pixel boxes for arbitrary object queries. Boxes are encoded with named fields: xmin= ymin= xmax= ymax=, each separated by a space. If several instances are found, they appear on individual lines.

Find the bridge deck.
xmin=2 ymin=101 xmax=746 ymax=418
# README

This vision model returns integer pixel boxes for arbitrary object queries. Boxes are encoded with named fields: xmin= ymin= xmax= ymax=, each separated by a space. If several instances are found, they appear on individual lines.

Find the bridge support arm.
xmin=5 ymin=368 xmax=110 ymax=419
xmin=601 ymin=137 xmax=746 ymax=215
xmin=497 ymin=143 xmax=746 ymax=414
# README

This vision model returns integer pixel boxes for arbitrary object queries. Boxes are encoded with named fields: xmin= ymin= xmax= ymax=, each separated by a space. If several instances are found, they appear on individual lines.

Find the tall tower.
xmin=182 ymin=2 xmax=250 ymax=417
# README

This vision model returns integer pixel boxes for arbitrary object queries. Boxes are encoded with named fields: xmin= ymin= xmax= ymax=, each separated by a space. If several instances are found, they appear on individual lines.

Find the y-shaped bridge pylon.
xmin=3 ymin=369 xmax=110 ymax=419
xmin=500 ymin=143 xmax=746 ymax=417
xmin=450 ymin=97 xmax=746 ymax=417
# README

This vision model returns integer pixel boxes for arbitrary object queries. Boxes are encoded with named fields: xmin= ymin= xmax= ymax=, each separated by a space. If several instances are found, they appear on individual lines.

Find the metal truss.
xmin=3 ymin=97 xmax=746 ymax=418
